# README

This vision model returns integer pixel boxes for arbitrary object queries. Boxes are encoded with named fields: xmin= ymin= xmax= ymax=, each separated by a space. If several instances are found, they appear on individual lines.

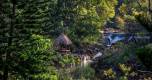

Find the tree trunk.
xmin=3 ymin=1 xmax=16 ymax=80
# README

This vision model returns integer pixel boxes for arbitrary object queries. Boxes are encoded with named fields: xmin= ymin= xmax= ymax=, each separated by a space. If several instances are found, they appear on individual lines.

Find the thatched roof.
xmin=54 ymin=33 xmax=72 ymax=46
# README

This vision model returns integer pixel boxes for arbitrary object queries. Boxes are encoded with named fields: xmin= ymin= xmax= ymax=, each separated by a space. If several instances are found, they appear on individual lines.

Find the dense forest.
xmin=0 ymin=0 xmax=152 ymax=80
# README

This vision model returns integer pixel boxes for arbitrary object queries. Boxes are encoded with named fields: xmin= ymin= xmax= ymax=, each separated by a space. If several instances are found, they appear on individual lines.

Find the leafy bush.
xmin=59 ymin=54 xmax=80 ymax=68
xmin=136 ymin=44 xmax=152 ymax=71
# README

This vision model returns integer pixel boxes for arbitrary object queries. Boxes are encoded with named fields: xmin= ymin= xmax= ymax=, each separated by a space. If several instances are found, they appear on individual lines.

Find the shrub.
xmin=136 ymin=44 xmax=152 ymax=71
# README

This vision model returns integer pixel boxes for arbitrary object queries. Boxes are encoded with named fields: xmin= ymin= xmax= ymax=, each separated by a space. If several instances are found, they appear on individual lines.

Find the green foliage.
xmin=119 ymin=64 xmax=131 ymax=76
xmin=15 ymin=0 xmax=52 ymax=34
xmin=3 ymin=0 xmax=150 ymax=80
xmin=67 ymin=23 xmax=100 ymax=45
xmin=57 ymin=65 xmax=95 ymax=80
xmin=48 ymin=51 xmax=81 ymax=68
xmin=115 ymin=16 xmax=125 ymax=30
xmin=96 ymin=0 xmax=117 ymax=19
xmin=119 ymin=76 xmax=128 ymax=80
xmin=103 ymin=68 xmax=116 ymax=79
xmin=136 ymin=12 xmax=152 ymax=32
xmin=58 ymin=54 xmax=80 ymax=68
xmin=11 ymin=34 xmax=54 ymax=79
xmin=119 ymin=3 xmax=127 ymax=15
xmin=45 ymin=0 xmax=117 ymax=45
xmin=136 ymin=44 xmax=152 ymax=71
xmin=73 ymin=66 xmax=95 ymax=80
xmin=50 ymin=67 xmax=58 ymax=80
xmin=0 ymin=0 xmax=55 ymax=79
xmin=124 ymin=15 xmax=136 ymax=21
xmin=58 ymin=69 xmax=73 ymax=80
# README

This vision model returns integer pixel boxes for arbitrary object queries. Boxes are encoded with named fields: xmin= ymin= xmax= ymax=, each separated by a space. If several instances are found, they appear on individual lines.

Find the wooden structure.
xmin=54 ymin=33 xmax=72 ymax=53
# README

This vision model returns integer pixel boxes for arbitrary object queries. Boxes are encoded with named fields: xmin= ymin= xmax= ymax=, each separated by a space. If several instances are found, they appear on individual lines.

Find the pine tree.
xmin=0 ymin=0 xmax=54 ymax=79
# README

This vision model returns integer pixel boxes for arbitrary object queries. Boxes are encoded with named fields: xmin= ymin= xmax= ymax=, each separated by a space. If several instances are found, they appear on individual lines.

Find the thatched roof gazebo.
xmin=54 ymin=33 xmax=72 ymax=52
